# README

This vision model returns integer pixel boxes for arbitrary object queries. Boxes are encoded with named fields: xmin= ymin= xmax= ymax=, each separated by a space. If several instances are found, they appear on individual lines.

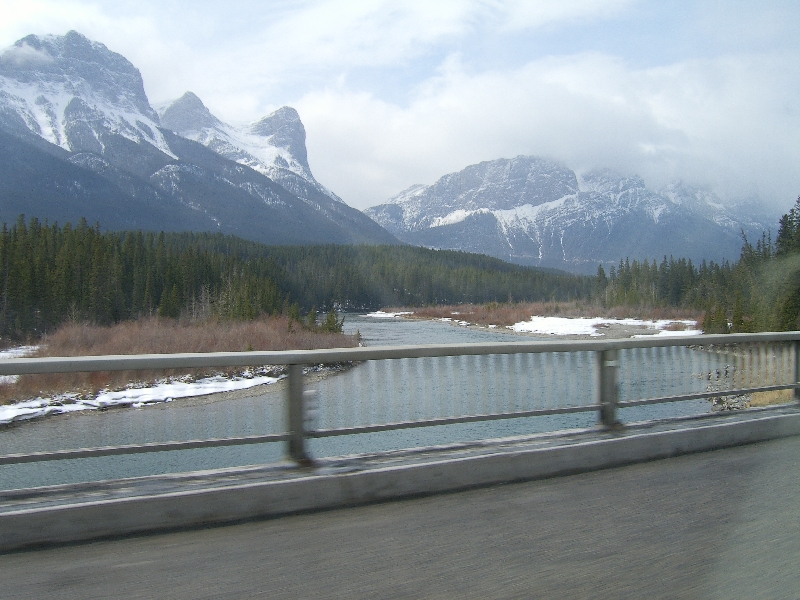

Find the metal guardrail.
xmin=1 ymin=332 xmax=799 ymax=467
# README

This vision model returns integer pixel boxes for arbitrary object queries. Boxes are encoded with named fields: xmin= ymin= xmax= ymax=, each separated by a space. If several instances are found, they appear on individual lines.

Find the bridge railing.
xmin=1 ymin=332 xmax=798 ymax=468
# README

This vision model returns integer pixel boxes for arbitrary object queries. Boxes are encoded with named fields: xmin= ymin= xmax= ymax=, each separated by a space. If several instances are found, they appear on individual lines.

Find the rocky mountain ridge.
xmin=0 ymin=31 xmax=396 ymax=246
xmin=366 ymin=156 xmax=774 ymax=273
xmin=0 ymin=31 xmax=172 ymax=158
xmin=158 ymin=92 xmax=342 ymax=206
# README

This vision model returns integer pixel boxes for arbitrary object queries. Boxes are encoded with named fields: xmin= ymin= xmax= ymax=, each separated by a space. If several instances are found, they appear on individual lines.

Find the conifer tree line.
xmin=0 ymin=216 xmax=589 ymax=338
xmin=0 ymin=216 xmax=287 ymax=336
xmin=3 ymin=197 xmax=799 ymax=340
xmin=596 ymin=197 xmax=800 ymax=333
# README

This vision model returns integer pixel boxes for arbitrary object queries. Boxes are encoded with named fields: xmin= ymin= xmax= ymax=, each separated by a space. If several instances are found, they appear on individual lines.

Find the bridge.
xmin=2 ymin=434 xmax=799 ymax=598
xmin=1 ymin=332 xmax=799 ymax=593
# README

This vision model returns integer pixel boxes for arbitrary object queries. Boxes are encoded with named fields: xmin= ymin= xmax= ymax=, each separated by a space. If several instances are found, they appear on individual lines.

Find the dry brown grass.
xmin=750 ymin=389 xmax=795 ymax=407
xmin=0 ymin=316 xmax=357 ymax=403
xmin=390 ymin=302 xmax=701 ymax=328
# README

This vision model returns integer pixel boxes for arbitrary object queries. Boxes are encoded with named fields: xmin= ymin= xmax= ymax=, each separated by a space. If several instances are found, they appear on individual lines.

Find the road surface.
xmin=2 ymin=436 xmax=799 ymax=599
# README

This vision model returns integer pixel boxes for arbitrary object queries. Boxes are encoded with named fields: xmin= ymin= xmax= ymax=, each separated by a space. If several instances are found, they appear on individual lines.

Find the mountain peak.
xmin=0 ymin=30 xmax=396 ymax=247
xmin=159 ymin=91 xmax=221 ymax=133
xmin=154 ymin=94 xmax=339 ymax=203
xmin=580 ymin=169 xmax=645 ymax=195
xmin=5 ymin=30 xmax=92 ymax=62
xmin=366 ymin=154 xmax=771 ymax=272
xmin=249 ymin=106 xmax=309 ymax=171
xmin=0 ymin=31 xmax=157 ymax=124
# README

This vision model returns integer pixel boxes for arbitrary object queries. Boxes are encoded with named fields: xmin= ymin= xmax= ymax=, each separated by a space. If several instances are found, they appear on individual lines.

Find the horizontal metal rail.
xmin=1 ymin=332 xmax=798 ymax=375
xmin=0 ymin=434 xmax=290 ymax=465
xmin=307 ymin=405 xmax=597 ymax=438
xmin=616 ymin=383 xmax=800 ymax=409
xmin=5 ymin=384 xmax=796 ymax=465
xmin=1 ymin=331 xmax=798 ymax=469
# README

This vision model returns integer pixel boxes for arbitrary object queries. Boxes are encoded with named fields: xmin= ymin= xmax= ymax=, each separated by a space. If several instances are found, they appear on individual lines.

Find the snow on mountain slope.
xmin=159 ymin=92 xmax=341 ymax=204
xmin=366 ymin=156 xmax=773 ymax=273
xmin=0 ymin=31 xmax=398 ymax=247
xmin=0 ymin=31 xmax=175 ymax=159
xmin=379 ymin=156 xmax=577 ymax=232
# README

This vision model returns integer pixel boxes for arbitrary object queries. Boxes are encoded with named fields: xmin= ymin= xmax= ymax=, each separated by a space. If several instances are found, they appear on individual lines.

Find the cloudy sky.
xmin=2 ymin=0 xmax=799 ymax=212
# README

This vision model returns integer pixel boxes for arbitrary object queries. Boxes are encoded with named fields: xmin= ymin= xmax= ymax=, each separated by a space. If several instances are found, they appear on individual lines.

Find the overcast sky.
xmin=2 ymin=0 xmax=799 ymax=212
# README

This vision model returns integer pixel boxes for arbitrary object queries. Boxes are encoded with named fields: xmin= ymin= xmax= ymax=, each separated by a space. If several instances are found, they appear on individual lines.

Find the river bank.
xmin=0 ymin=315 xmax=358 ymax=424
xmin=0 ymin=307 xmax=707 ymax=427
xmin=370 ymin=303 xmax=703 ymax=340
xmin=0 ymin=312 xmax=767 ymax=489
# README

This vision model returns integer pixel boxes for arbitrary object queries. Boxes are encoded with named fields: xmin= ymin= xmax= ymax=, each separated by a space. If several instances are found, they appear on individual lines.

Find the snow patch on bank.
xmin=366 ymin=311 xmax=414 ymax=318
xmin=0 ymin=345 xmax=39 ymax=384
xmin=633 ymin=326 xmax=703 ymax=338
xmin=509 ymin=316 xmax=700 ymax=337
xmin=440 ymin=317 xmax=471 ymax=326
xmin=0 ymin=373 xmax=280 ymax=426
xmin=0 ymin=346 xmax=39 ymax=359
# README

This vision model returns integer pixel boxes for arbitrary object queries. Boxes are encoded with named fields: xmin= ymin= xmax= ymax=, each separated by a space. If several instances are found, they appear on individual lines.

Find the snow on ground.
xmin=633 ymin=326 xmax=703 ymax=337
xmin=365 ymin=311 xmax=702 ymax=336
xmin=439 ymin=317 xmax=471 ymax=326
xmin=0 ymin=373 xmax=281 ymax=426
xmin=509 ymin=316 xmax=701 ymax=337
xmin=0 ymin=346 xmax=38 ymax=359
xmin=0 ymin=346 xmax=38 ymax=385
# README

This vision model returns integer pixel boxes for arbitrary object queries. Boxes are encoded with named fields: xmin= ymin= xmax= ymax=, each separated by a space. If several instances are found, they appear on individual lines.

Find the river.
xmin=0 ymin=314 xmax=714 ymax=490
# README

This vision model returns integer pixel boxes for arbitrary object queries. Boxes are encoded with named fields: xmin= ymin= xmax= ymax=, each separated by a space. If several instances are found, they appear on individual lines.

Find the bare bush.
xmin=0 ymin=316 xmax=357 ymax=402
xmin=750 ymin=389 xmax=794 ymax=407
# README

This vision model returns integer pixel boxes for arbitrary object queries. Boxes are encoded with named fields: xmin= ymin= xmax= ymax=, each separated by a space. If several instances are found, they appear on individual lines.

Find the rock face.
xmin=159 ymin=92 xmax=341 ymax=205
xmin=157 ymin=91 xmax=221 ymax=133
xmin=0 ymin=31 xmax=172 ymax=162
xmin=366 ymin=156 xmax=773 ymax=273
xmin=0 ymin=31 xmax=397 ymax=246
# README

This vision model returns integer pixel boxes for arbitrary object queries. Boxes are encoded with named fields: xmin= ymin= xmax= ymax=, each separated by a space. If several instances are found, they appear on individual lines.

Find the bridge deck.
xmin=2 ymin=406 xmax=796 ymax=516
xmin=2 ymin=434 xmax=799 ymax=599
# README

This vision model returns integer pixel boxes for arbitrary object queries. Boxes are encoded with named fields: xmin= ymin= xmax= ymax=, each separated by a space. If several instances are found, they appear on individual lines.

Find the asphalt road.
xmin=2 ymin=437 xmax=799 ymax=599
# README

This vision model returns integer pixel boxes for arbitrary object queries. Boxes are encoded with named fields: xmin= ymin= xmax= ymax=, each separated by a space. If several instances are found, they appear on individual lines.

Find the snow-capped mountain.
xmin=0 ymin=31 xmax=396 ymax=246
xmin=0 ymin=31 xmax=174 ymax=159
xmin=366 ymin=156 xmax=773 ymax=273
xmin=158 ymin=92 xmax=342 ymax=205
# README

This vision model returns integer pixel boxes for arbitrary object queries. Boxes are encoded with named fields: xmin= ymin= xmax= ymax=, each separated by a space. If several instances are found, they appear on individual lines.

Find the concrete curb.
xmin=3 ymin=411 xmax=800 ymax=552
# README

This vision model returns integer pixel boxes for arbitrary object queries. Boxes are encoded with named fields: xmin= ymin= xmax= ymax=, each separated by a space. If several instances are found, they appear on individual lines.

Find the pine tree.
xmin=777 ymin=197 xmax=800 ymax=256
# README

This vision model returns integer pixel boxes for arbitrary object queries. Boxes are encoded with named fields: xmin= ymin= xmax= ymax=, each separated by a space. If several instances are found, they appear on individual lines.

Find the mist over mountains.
xmin=366 ymin=156 xmax=776 ymax=273
xmin=0 ymin=30 xmax=778 ymax=274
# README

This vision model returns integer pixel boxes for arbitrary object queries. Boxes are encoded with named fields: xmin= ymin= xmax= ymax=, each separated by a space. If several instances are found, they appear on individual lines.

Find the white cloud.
xmin=211 ymin=0 xmax=633 ymax=77
xmin=254 ymin=0 xmax=475 ymax=66
xmin=1 ymin=0 xmax=798 ymax=216
xmin=300 ymin=50 xmax=800 ymax=210
xmin=0 ymin=1 xmax=153 ymax=51
xmin=0 ymin=41 xmax=54 ymax=65
xmin=499 ymin=0 xmax=634 ymax=30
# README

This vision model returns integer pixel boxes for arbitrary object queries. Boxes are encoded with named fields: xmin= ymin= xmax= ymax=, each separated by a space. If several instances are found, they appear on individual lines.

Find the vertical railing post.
xmin=794 ymin=341 xmax=800 ymax=402
xmin=598 ymin=348 xmax=621 ymax=428
xmin=287 ymin=363 xmax=311 ymax=464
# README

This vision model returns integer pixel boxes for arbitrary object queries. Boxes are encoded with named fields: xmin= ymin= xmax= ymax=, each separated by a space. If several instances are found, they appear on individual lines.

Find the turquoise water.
xmin=0 ymin=315 xmax=714 ymax=490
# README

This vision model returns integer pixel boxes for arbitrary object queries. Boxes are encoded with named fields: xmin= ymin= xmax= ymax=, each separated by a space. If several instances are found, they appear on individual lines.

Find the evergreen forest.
xmin=2 ymin=197 xmax=799 ymax=340
xmin=0 ymin=216 xmax=588 ymax=338
xmin=597 ymin=196 xmax=800 ymax=333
